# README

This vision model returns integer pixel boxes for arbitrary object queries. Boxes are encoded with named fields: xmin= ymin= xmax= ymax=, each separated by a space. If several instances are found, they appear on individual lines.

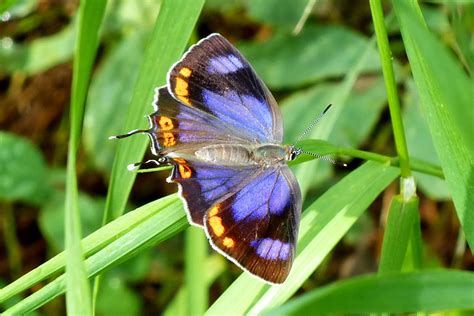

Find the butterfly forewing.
xmin=167 ymin=33 xmax=283 ymax=143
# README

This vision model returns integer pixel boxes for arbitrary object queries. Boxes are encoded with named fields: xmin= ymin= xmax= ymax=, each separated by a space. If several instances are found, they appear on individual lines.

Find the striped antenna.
xmin=294 ymin=104 xmax=332 ymax=144
xmin=300 ymin=150 xmax=347 ymax=167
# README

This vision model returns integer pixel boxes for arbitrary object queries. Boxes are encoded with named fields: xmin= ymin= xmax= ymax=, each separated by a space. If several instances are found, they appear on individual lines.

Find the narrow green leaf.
xmin=84 ymin=30 xmax=150 ymax=173
xmin=64 ymin=0 xmax=106 ymax=314
xmin=206 ymin=161 xmax=399 ymax=315
xmin=403 ymin=79 xmax=450 ymax=200
xmin=379 ymin=195 xmax=420 ymax=273
xmin=0 ymin=195 xmax=180 ymax=304
xmin=266 ymin=270 xmax=474 ymax=315
xmin=164 ymin=255 xmax=225 ymax=316
xmin=185 ymin=227 xmax=209 ymax=315
xmin=370 ymin=0 xmax=411 ymax=177
xmin=3 ymin=195 xmax=188 ymax=314
xmin=392 ymin=0 xmax=474 ymax=248
xmin=291 ymin=33 xmax=377 ymax=200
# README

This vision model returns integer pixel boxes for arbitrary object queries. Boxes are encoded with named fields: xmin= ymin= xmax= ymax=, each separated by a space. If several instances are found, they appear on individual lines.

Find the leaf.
xmin=83 ymin=30 xmax=150 ymax=173
xmin=238 ymin=25 xmax=381 ymax=89
xmin=1 ymin=195 xmax=188 ymax=313
xmin=246 ymin=0 xmax=308 ymax=30
xmin=0 ymin=195 xmax=181 ymax=303
xmin=403 ymin=79 xmax=450 ymax=200
xmin=0 ymin=0 xmax=37 ymax=19
xmin=64 ymin=0 xmax=107 ymax=313
xmin=0 ymin=23 xmax=76 ymax=75
xmin=282 ymin=78 xmax=387 ymax=148
xmin=378 ymin=195 xmax=420 ymax=273
xmin=164 ymin=255 xmax=225 ymax=316
xmin=266 ymin=270 xmax=474 ymax=315
xmin=207 ymin=161 xmax=399 ymax=315
xmin=392 ymin=0 xmax=474 ymax=248
xmin=95 ymin=275 xmax=142 ymax=316
xmin=39 ymin=191 xmax=104 ymax=252
xmin=0 ymin=132 xmax=50 ymax=204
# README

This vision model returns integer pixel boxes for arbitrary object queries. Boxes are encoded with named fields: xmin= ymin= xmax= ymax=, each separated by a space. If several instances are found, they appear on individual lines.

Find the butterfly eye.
xmin=289 ymin=148 xmax=302 ymax=161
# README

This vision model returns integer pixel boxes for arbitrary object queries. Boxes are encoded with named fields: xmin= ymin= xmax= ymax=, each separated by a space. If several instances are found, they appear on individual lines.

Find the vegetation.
xmin=0 ymin=0 xmax=472 ymax=314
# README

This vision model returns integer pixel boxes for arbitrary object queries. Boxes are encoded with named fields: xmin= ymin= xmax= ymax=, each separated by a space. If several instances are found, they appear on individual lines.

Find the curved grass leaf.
xmin=206 ymin=161 xmax=399 ymax=315
xmin=65 ymin=0 xmax=106 ymax=314
xmin=392 ymin=1 xmax=474 ymax=248
xmin=2 ymin=195 xmax=187 ymax=314
xmin=378 ymin=195 xmax=420 ymax=273
xmin=266 ymin=270 xmax=474 ymax=315
xmin=403 ymin=79 xmax=450 ymax=199
xmin=0 ymin=194 xmax=180 ymax=305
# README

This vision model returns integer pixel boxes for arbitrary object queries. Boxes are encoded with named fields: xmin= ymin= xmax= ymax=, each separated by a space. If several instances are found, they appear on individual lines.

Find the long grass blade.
xmin=64 ymin=0 xmax=106 ymax=314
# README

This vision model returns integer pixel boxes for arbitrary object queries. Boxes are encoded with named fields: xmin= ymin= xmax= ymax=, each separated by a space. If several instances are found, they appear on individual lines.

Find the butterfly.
xmin=113 ymin=33 xmax=302 ymax=284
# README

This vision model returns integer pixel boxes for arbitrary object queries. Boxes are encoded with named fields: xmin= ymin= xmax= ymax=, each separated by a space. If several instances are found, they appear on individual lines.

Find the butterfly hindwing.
xmin=167 ymin=33 xmax=283 ymax=143
xmin=169 ymin=158 xmax=259 ymax=226
xmin=204 ymin=166 xmax=302 ymax=284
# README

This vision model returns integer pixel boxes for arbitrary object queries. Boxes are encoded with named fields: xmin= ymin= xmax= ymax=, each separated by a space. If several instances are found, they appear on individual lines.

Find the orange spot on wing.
xmin=158 ymin=116 xmax=174 ymax=130
xmin=179 ymin=67 xmax=192 ymax=78
xmin=178 ymin=164 xmax=192 ymax=179
xmin=209 ymin=215 xmax=225 ymax=237
xmin=209 ymin=205 xmax=220 ymax=217
xmin=173 ymin=158 xmax=186 ymax=164
xmin=162 ymin=132 xmax=176 ymax=147
xmin=175 ymin=77 xmax=191 ymax=105
xmin=223 ymin=237 xmax=235 ymax=248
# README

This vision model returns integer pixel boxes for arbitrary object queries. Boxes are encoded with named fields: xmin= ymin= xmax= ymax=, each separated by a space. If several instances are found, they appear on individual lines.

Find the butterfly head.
xmin=286 ymin=145 xmax=302 ymax=161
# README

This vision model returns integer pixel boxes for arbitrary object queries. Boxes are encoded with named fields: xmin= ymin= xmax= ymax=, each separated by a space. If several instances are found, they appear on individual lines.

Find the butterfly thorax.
xmin=194 ymin=144 xmax=295 ymax=167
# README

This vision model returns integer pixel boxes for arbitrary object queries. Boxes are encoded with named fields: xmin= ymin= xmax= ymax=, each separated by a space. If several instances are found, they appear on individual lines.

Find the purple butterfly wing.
xmin=169 ymin=158 xmax=258 ymax=226
xmin=147 ymin=87 xmax=254 ymax=156
xmin=204 ymin=166 xmax=301 ymax=284
xmin=167 ymin=33 xmax=283 ymax=143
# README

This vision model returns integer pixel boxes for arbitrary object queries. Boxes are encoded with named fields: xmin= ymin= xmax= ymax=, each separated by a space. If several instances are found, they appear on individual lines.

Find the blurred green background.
xmin=0 ymin=0 xmax=472 ymax=315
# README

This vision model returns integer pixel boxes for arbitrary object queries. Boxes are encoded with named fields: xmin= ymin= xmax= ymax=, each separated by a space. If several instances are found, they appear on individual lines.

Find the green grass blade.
xmin=206 ymin=161 xmax=399 ymax=315
xmin=3 ymin=195 xmax=188 ymax=314
xmin=293 ymin=139 xmax=443 ymax=179
xmin=266 ymin=270 xmax=474 ymax=315
xmin=392 ymin=1 xmax=474 ymax=248
xmin=104 ymin=0 xmax=204 ymax=223
xmin=65 ymin=0 xmax=106 ymax=314
xmin=0 ymin=195 xmax=181 ymax=304
xmin=185 ymin=227 xmax=209 ymax=315
xmin=370 ymin=0 xmax=411 ymax=178
xmin=293 ymin=34 xmax=377 ymax=200
xmin=165 ymin=255 xmax=224 ymax=316
xmin=378 ymin=195 xmax=420 ymax=273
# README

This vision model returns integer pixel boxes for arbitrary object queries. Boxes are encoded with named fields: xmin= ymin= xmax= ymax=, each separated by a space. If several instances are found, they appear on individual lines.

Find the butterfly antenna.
xmin=127 ymin=159 xmax=164 ymax=171
xmin=300 ymin=150 xmax=347 ymax=167
xmin=108 ymin=129 xmax=150 ymax=140
xmin=294 ymin=104 xmax=332 ymax=144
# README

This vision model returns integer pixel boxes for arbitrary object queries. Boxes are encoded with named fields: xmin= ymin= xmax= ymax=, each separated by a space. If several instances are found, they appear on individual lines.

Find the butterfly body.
xmin=192 ymin=143 xmax=294 ymax=167
xmin=116 ymin=34 xmax=302 ymax=284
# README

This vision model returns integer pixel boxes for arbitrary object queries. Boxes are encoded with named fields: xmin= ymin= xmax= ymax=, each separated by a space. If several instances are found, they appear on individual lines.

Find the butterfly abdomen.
xmin=194 ymin=144 xmax=290 ymax=167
